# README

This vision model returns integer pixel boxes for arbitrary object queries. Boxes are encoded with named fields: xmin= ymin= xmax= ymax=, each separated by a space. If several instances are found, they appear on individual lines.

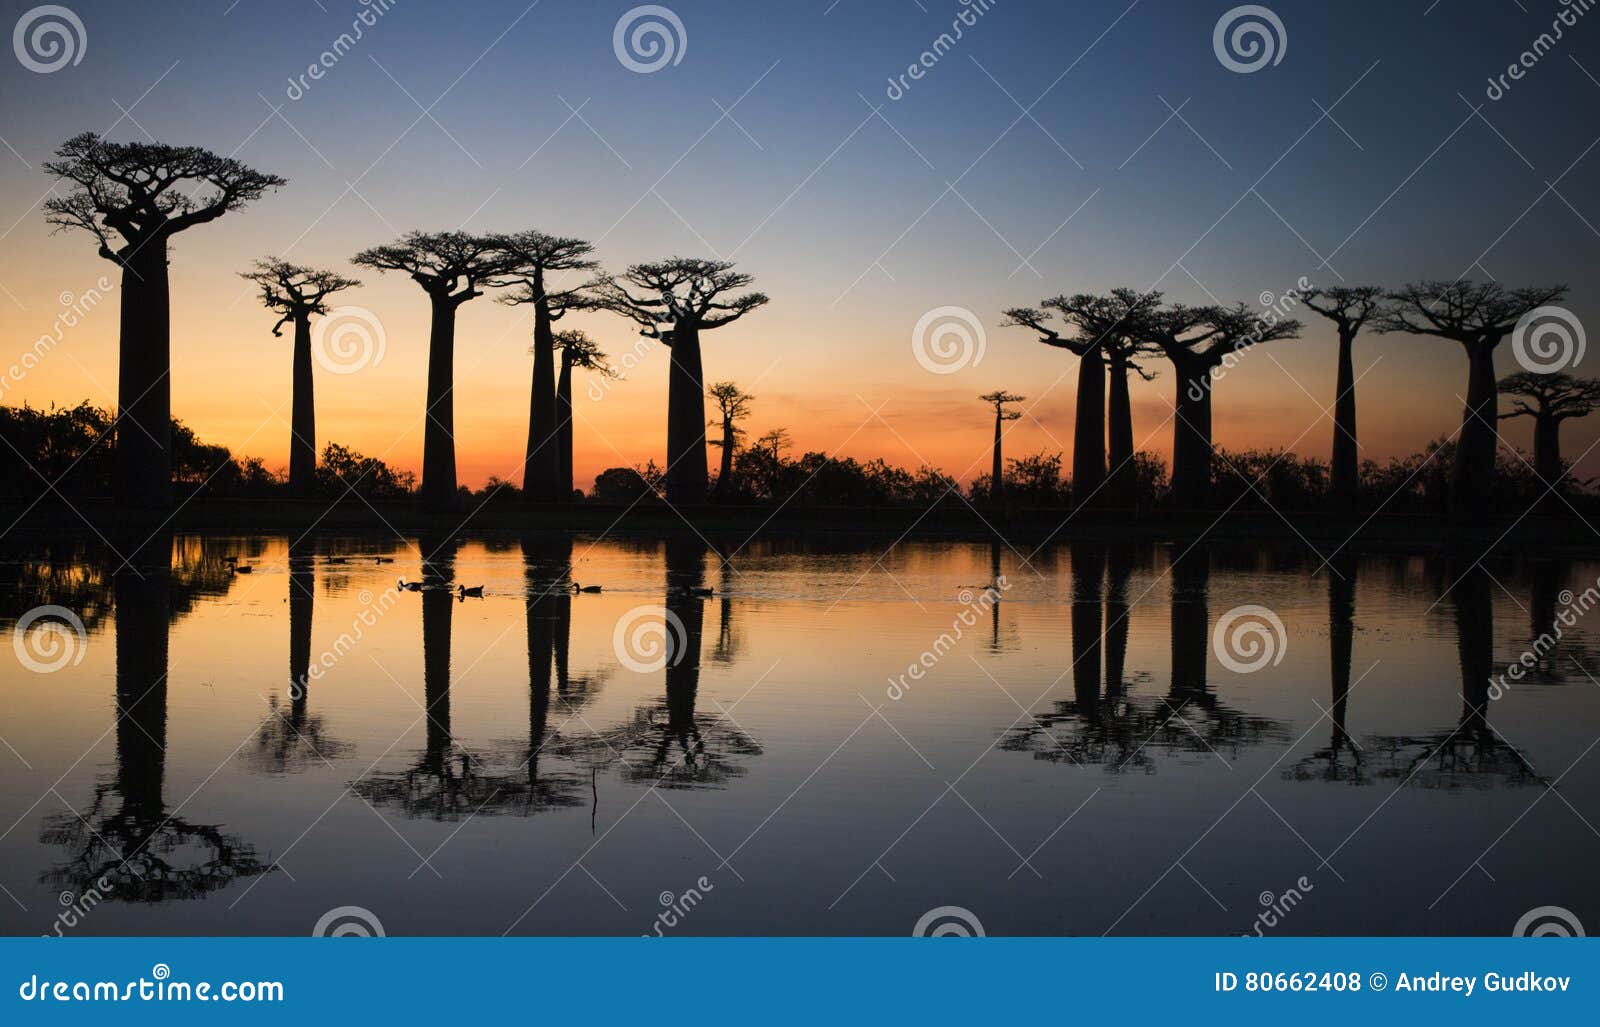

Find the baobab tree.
xmin=706 ymin=381 xmax=754 ymax=499
xmin=495 ymin=231 xmax=599 ymax=502
xmin=980 ymin=391 xmax=1024 ymax=501
xmin=238 ymin=259 xmax=360 ymax=499
xmin=1375 ymin=281 xmax=1568 ymax=518
xmin=554 ymin=330 xmax=614 ymax=499
xmin=1002 ymin=303 xmax=1106 ymax=503
xmin=1499 ymin=371 xmax=1600 ymax=490
xmin=42 ymin=133 xmax=286 ymax=506
xmin=593 ymin=259 xmax=768 ymax=504
xmin=1134 ymin=302 xmax=1302 ymax=508
xmin=1304 ymin=286 xmax=1385 ymax=509
xmin=352 ymin=231 xmax=520 ymax=510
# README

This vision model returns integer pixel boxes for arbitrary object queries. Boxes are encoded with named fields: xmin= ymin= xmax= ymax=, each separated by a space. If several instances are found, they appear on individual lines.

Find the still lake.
xmin=2 ymin=533 xmax=1597 ymax=936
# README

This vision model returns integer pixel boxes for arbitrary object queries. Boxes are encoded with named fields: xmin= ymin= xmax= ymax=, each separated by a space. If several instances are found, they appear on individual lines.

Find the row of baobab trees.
xmin=39 ymin=132 xmax=1585 ymax=520
xmin=41 ymin=132 xmax=765 ymax=511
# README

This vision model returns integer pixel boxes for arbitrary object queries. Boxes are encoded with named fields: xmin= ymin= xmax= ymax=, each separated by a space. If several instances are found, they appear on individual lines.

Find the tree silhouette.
xmin=554 ymin=330 xmax=614 ymax=499
xmin=495 ymin=231 xmax=600 ymax=502
xmin=1303 ymin=286 xmax=1385 ymax=510
xmin=979 ymin=391 xmax=1024 ymax=501
xmin=238 ymin=259 xmax=360 ymax=498
xmin=352 ymin=231 xmax=520 ymax=510
xmin=593 ymin=259 xmax=768 ymax=504
xmin=1135 ymin=302 xmax=1302 ymax=507
xmin=1374 ymin=281 xmax=1567 ymax=518
xmin=707 ymin=381 xmax=754 ymax=499
xmin=43 ymin=133 xmax=286 ymax=507
xmin=1498 ymin=371 xmax=1600 ymax=491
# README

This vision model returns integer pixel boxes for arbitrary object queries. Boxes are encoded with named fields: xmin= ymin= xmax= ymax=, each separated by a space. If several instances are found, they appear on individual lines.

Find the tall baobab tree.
xmin=42 ymin=133 xmax=287 ymax=506
xmin=1303 ymin=286 xmax=1385 ymax=509
xmin=495 ymin=231 xmax=600 ymax=502
xmin=352 ymin=231 xmax=519 ymax=510
xmin=593 ymin=259 xmax=768 ymax=504
xmin=238 ymin=259 xmax=360 ymax=499
xmin=1499 ymin=371 xmax=1600 ymax=490
xmin=1375 ymin=281 xmax=1568 ymax=518
xmin=1134 ymin=303 xmax=1302 ymax=508
xmin=707 ymin=381 xmax=754 ymax=499
xmin=980 ymin=391 xmax=1024 ymax=501
xmin=1003 ymin=303 xmax=1105 ymax=502
xmin=554 ymin=330 xmax=614 ymax=499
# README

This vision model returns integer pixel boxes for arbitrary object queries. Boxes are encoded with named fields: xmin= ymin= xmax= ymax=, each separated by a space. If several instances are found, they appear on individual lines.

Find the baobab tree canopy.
xmin=239 ymin=259 xmax=360 ymax=334
xmin=352 ymin=230 xmax=519 ymax=301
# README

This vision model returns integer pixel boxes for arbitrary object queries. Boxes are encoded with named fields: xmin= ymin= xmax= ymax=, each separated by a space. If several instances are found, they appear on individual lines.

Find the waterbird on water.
xmin=457 ymin=584 xmax=485 ymax=598
xmin=571 ymin=582 xmax=603 ymax=594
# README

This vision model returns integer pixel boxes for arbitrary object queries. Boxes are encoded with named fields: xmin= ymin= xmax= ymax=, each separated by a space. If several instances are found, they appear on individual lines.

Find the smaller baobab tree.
xmin=238 ymin=259 xmax=361 ymax=499
xmin=1499 ymin=371 xmax=1600 ymax=491
xmin=1375 ymin=281 xmax=1569 ymax=518
xmin=495 ymin=232 xmax=600 ymax=502
xmin=980 ymin=391 xmax=1025 ymax=501
xmin=43 ymin=133 xmax=287 ymax=506
xmin=554 ymin=330 xmax=614 ymax=500
xmin=1303 ymin=286 xmax=1385 ymax=510
xmin=706 ymin=382 xmax=754 ymax=499
xmin=593 ymin=259 xmax=769 ymax=504
xmin=352 ymin=231 xmax=521 ymax=510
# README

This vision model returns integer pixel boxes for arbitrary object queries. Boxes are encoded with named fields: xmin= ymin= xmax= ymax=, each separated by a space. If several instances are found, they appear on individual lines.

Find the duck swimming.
xmin=397 ymin=578 xmax=424 ymax=592
xmin=457 ymin=584 xmax=485 ymax=598
xmin=571 ymin=582 xmax=603 ymax=594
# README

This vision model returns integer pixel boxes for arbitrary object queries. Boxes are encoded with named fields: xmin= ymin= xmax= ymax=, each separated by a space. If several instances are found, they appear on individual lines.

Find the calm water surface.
xmin=2 ymin=534 xmax=1597 ymax=936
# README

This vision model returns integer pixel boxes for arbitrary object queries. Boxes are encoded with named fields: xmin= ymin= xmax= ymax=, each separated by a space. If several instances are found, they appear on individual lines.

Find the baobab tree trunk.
xmin=524 ymin=288 xmax=560 ymax=502
xmin=420 ymin=296 xmax=459 ymax=511
xmin=1171 ymin=367 xmax=1213 ymax=509
xmin=717 ymin=417 xmax=736 ymax=498
xmin=991 ymin=410 xmax=1005 ymax=501
xmin=664 ymin=324 xmax=709 ymax=504
xmin=1449 ymin=343 xmax=1499 ymax=520
xmin=289 ymin=313 xmax=316 ymax=500
xmin=1072 ymin=346 xmax=1107 ymax=507
xmin=556 ymin=355 xmax=574 ymax=501
xmin=1106 ymin=355 xmax=1135 ymax=507
xmin=1533 ymin=413 xmax=1562 ymax=488
xmin=1330 ymin=328 xmax=1359 ymax=511
xmin=115 ymin=241 xmax=173 ymax=507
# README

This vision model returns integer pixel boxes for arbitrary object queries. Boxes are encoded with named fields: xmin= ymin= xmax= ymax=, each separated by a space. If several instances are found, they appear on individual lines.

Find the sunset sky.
xmin=1 ymin=0 xmax=1596 ymax=490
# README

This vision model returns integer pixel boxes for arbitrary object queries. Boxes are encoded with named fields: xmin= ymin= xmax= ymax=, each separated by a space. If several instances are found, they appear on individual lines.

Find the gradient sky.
xmin=1 ymin=0 xmax=1597 ymax=490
